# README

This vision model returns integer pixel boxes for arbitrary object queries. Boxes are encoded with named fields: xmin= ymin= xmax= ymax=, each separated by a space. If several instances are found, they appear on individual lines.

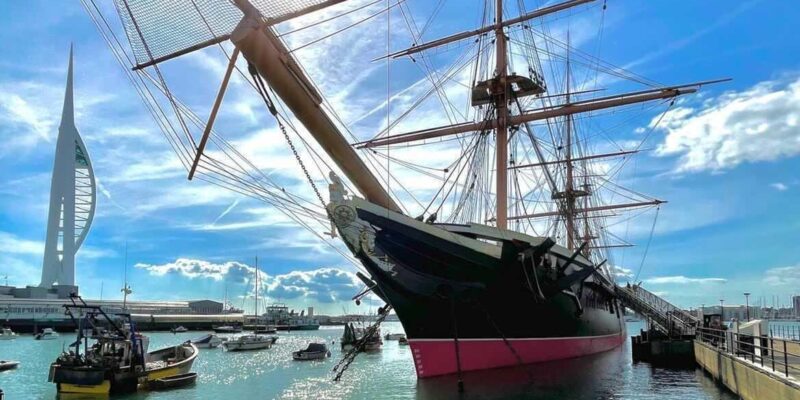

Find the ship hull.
xmin=328 ymin=187 xmax=625 ymax=378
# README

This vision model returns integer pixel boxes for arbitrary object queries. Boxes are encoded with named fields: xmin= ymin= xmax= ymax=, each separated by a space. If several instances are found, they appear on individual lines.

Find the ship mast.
xmin=494 ymin=0 xmax=509 ymax=229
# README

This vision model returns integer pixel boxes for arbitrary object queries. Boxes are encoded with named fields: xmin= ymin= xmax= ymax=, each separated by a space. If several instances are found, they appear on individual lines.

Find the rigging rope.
xmin=633 ymin=206 xmax=660 ymax=283
xmin=246 ymin=62 xmax=330 ymax=215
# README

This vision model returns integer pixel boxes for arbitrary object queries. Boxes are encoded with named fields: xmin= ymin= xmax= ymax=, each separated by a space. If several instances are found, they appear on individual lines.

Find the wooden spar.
xmin=354 ymin=82 xmax=726 ymax=149
xmin=230 ymin=1 xmax=401 ymax=212
xmin=132 ymin=0 xmax=348 ymax=70
xmin=509 ymin=149 xmax=639 ymax=169
xmin=379 ymin=0 xmax=596 ymax=60
xmin=508 ymin=199 xmax=665 ymax=221
xmin=495 ymin=0 xmax=509 ymax=230
xmin=189 ymin=48 xmax=239 ymax=181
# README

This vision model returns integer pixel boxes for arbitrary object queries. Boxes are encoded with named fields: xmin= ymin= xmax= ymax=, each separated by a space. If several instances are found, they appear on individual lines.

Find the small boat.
xmin=384 ymin=333 xmax=405 ymax=341
xmin=252 ymin=325 xmax=277 ymax=334
xmin=48 ymin=295 xmax=198 ymax=395
xmin=190 ymin=334 xmax=223 ymax=349
xmin=171 ymin=326 xmax=188 ymax=333
xmin=398 ymin=337 xmax=409 ymax=346
xmin=213 ymin=325 xmax=242 ymax=333
xmin=148 ymin=372 xmax=197 ymax=390
xmin=222 ymin=334 xmax=273 ymax=351
xmin=341 ymin=323 xmax=382 ymax=351
xmin=292 ymin=343 xmax=331 ymax=361
xmin=0 ymin=328 xmax=17 ymax=340
xmin=35 ymin=328 xmax=59 ymax=340
xmin=0 ymin=361 xmax=19 ymax=371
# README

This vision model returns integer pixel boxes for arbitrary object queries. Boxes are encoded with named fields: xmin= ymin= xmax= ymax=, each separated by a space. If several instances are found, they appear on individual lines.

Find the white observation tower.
xmin=39 ymin=46 xmax=96 ymax=289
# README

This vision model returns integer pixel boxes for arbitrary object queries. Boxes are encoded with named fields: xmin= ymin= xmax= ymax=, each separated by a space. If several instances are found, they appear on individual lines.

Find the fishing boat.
xmin=0 ymin=361 xmax=19 ymax=371
xmin=89 ymin=0 xmax=725 ymax=379
xmin=48 ymin=295 xmax=197 ymax=395
xmin=341 ymin=322 xmax=382 ymax=352
xmin=0 ymin=328 xmax=17 ymax=340
xmin=213 ymin=325 xmax=242 ymax=334
xmin=293 ymin=343 xmax=331 ymax=361
xmin=190 ymin=334 xmax=224 ymax=349
xmin=148 ymin=372 xmax=197 ymax=390
xmin=34 ymin=328 xmax=59 ymax=340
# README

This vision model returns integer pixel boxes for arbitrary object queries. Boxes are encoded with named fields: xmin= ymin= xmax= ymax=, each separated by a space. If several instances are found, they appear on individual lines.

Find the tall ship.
xmin=87 ymin=0 xmax=723 ymax=377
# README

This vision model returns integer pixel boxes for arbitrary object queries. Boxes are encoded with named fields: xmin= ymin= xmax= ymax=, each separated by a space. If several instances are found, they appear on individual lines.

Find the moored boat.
xmin=292 ymin=343 xmax=331 ymax=361
xmin=398 ymin=337 xmax=409 ymax=346
xmin=384 ymin=333 xmax=405 ymax=341
xmin=48 ymin=295 xmax=197 ymax=395
xmin=89 ymin=0 xmax=721 ymax=381
xmin=171 ymin=326 xmax=188 ymax=333
xmin=190 ymin=334 xmax=223 ymax=349
xmin=213 ymin=325 xmax=242 ymax=334
xmin=341 ymin=322 xmax=382 ymax=352
xmin=0 ymin=328 xmax=17 ymax=340
xmin=222 ymin=334 xmax=273 ymax=351
xmin=0 ymin=361 xmax=19 ymax=371
xmin=148 ymin=372 xmax=197 ymax=390
xmin=34 ymin=328 xmax=58 ymax=340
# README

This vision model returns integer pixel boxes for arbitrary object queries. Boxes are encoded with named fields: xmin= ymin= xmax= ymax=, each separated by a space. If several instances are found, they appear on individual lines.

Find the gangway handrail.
xmin=615 ymin=284 xmax=698 ymax=337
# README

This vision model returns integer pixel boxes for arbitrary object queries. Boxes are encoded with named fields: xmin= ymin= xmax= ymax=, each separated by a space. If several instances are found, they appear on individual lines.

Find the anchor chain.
xmin=332 ymin=305 xmax=393 ymax=381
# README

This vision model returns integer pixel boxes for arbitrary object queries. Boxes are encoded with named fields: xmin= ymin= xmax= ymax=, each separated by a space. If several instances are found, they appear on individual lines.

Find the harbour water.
xmin=0 ymin=321 xmax=773 ymax=399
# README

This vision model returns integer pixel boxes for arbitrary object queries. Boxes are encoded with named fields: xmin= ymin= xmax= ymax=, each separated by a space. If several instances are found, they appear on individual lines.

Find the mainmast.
xmin=494 ymin=0 xmax=509 ymax=229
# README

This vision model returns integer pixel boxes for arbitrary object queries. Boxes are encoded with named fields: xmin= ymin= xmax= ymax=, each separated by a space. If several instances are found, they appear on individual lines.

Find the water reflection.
xmin=416 ymin=340 xmax=737 ymax=400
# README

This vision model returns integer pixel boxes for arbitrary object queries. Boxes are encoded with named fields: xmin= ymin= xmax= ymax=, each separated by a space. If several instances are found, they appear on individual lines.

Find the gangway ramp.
xmin=615 ymin=284 xmax=698 ymax=337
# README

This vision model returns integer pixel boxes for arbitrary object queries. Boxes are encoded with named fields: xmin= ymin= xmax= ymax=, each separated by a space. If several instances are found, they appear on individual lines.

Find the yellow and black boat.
xmin=48 ymin=295 xmax=197 ymax=395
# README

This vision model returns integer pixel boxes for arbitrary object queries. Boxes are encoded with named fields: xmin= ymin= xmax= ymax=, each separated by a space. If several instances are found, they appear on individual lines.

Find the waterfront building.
xmin=794 ymin=295 xmax=800 ymax=318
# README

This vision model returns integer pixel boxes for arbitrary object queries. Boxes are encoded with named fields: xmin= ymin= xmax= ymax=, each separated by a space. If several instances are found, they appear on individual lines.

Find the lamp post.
xmin=744 ymin=292 xmax=751 ymax=321
xmin=719 ymin=299 xmax=725 ymax=320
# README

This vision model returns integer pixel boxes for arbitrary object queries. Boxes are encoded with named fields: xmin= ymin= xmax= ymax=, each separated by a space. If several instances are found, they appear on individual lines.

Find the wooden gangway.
xmin=615 ymin=284 xmax=699 ymax=337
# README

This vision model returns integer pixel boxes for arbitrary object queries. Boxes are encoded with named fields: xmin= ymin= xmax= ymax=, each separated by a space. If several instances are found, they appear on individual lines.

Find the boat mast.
xmin=494 ymin=0 xmax=509 ymax=230
xmin=230 ymin=0 xmax=401 ymax=213
xmin=564 ymin=34 xmax=575 ymax=250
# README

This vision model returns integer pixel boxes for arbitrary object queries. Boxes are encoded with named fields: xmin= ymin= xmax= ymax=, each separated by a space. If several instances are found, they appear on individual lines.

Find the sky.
xmin=0 ymin=0 xmax=799 ymax=315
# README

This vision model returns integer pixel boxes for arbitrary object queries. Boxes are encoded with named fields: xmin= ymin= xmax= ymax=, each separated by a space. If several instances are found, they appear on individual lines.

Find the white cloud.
xmin=644 ymin=275 xmax=727 ymax=284
xmin=654 ymin=77 xmax=800 ymax=172
xmin=611 ymin=265 xmax=633 ymax=279
xmin=135 ymin=258 xmax=362 ymax=303
xmin=770 ymin=182 xmax=788 ymax=191
xmin=763 ymin=265 xmax=800 ymax=286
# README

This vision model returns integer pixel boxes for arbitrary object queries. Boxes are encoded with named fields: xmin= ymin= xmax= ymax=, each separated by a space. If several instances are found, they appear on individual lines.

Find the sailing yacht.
xmin=223 ymin=257 xmax=273 ymax=352
xmin=88 ymin=0 xmax=725 ymax=378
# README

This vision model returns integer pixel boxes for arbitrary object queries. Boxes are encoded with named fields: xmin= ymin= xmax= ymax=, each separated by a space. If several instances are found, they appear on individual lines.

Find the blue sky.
xmin=0 ymin=0 xmax=799 ymax=314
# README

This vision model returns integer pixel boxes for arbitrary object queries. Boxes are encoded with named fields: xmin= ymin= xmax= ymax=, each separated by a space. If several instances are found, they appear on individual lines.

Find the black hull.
xmin=350 ymin=208 xmax=625 ymax=377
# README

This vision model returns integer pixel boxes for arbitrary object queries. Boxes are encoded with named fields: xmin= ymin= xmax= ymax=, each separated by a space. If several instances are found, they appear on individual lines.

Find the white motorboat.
xmin=190 ymin=334 xmax=224 ymax=349
xmin=384 ymin=333 xmax=405 ymax=341
xmin=34 ymin=328 xmax=59 ymax=340
xmin=172 ymin=326 xmax=188 ymax=333
xmin=213 ymin=325 xmax=242 ymax=333
xmin=0 ymin=328 xmax=17 ymax=340
xmin=292 ymin=343 xmax=330 ymax=361
xmin=222 ymin=334 xmax=273 ymax=351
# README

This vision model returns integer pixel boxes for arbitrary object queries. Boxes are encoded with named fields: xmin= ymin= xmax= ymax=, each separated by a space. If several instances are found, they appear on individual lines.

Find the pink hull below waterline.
xmin=409 ymin=333 xmax=626 ymax=378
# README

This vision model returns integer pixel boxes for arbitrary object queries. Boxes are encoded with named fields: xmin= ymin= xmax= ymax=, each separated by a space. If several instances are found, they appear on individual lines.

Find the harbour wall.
xmin=694 ymin=339 xmax=800 ymax=400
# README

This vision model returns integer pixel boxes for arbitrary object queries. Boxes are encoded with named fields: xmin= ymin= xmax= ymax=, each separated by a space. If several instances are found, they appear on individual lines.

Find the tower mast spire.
xmin=495 ymin=0 xmax=509 ymax=230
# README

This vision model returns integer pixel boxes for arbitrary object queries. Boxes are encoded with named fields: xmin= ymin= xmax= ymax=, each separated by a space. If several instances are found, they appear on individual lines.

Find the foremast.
xmin=494 ymin=0 xmax=509 ymax=229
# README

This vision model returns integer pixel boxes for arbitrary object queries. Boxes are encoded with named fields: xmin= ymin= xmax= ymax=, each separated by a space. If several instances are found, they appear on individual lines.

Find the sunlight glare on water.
xmin=0 ymin=321 xmax=758 ymax=399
